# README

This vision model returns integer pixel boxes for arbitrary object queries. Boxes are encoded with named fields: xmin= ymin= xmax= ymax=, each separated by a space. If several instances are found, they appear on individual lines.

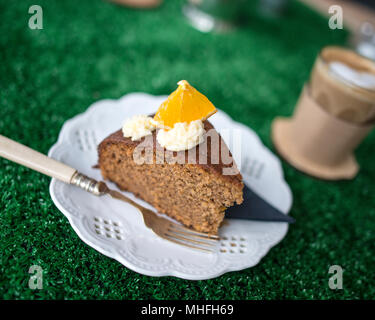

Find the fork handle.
xmin=0 ymin=134 xmax=77 ymax=184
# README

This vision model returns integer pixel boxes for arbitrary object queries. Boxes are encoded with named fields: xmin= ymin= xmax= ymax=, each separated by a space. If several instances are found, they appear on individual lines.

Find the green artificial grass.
xmin=0 ymin=0 xmax=374 ymax=300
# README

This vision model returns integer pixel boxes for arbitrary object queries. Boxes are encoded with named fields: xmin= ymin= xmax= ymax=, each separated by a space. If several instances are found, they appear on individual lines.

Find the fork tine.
xmin=165 ymin=232 xmax=216 ymax=249
xmin=169 ymin=223 xmax=220 ymax=240
xmin=168 ymin=226 xmax=219 ymax=243
xmin=163 ymin=235 xmax=214 ymax=252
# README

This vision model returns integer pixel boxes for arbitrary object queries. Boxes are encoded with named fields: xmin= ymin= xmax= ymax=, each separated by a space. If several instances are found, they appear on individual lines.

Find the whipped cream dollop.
xmin=122 ymin=115 xmax=156 ymax=141
xmin=156 ymin=120 xmax=205 ymax=152
xmin=122 ymin=115 xmax=205 ymax=151
xmin=329 ymin=61 xmax=375 ymax=89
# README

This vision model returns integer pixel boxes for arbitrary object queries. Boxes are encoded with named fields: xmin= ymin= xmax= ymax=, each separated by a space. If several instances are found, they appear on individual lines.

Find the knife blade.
xmin=225 ymin=184 xmax=295 ymax=223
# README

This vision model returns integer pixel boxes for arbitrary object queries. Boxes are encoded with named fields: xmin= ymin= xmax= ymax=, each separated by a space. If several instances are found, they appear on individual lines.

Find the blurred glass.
xmin=353 ymin=22 xmax=375 ymax=61
xmin=183 ymin=0 xmax=245 ymax=32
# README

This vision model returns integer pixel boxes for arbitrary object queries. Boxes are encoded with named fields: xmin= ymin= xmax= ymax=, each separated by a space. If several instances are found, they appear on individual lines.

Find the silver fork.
xmin=0 ymin=134 xmax=219 ymax=252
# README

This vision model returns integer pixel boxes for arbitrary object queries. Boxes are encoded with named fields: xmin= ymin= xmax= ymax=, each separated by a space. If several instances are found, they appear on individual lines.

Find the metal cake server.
xmin=0 ymin=134 xmax=219 ymax=252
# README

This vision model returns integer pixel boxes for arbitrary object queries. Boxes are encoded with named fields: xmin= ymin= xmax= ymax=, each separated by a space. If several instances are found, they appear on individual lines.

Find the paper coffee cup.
xmin=272 ymin=85 xmax=374 ymax=180
xmin=310 ymin=46 xmax=375 ymax=124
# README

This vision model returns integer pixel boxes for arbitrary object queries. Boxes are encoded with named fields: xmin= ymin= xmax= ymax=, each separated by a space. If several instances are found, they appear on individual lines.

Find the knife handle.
xmin=0 ymin=134 xmax=77 ymax=184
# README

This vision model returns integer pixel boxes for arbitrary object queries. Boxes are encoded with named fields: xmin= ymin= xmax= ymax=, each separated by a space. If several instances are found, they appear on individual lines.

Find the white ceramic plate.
xmin=48 ymin=93 xmax=293 ymax=280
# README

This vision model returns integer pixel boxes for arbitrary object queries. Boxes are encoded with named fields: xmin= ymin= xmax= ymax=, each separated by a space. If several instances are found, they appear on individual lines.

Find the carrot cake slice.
xmin=98 ymin=81 xmax=243 ymax=234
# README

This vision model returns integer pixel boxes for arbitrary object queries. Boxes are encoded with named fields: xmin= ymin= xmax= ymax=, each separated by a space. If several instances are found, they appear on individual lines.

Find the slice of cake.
xmin=98 ymin=81 xmax=243 ymax=234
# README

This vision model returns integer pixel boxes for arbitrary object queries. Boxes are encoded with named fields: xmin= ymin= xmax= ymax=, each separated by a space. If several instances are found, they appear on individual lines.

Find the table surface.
xmin=1 ymin=0 xmax=374 ymax=300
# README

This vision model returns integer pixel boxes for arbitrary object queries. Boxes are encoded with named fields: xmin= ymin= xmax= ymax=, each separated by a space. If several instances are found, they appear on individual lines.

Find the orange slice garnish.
xmin=154 ymin=80 xmax=217 ymax=129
